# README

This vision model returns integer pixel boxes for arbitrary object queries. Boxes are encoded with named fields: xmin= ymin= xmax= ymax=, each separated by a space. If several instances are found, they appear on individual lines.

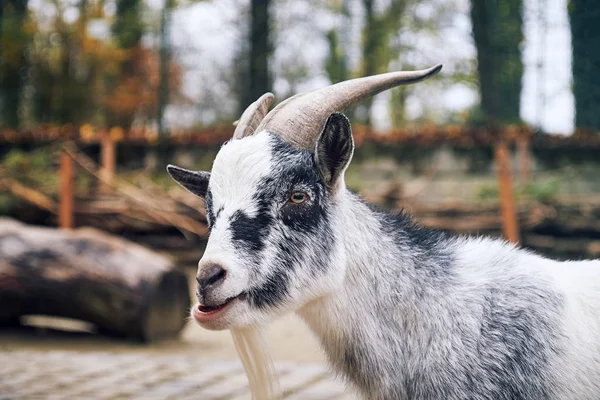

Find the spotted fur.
xmin=168 ymin=120 xmax=600 ymax=399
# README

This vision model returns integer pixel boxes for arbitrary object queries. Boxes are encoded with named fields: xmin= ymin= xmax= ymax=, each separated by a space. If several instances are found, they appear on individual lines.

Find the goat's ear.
xmin=167 ymin=164 xmax=210 ymax=198
xmin=315 ymin=112 xmax=354 ymax=191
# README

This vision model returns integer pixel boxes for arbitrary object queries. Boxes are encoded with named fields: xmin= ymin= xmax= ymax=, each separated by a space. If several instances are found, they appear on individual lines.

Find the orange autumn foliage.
xmin=104 ymin=46 xmax=182 ymax=128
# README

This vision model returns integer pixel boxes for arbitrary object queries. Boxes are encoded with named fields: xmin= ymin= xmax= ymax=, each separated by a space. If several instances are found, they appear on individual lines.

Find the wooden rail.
xmin=3 ymin=125 xmax=600 ymax=148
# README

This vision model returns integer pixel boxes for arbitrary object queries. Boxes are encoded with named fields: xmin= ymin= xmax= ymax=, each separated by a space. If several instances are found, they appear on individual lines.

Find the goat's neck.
xmin=298 ymin=191 xmax=418 ymax=326
xmin=297 ymin=191 xmax=443 ymax=395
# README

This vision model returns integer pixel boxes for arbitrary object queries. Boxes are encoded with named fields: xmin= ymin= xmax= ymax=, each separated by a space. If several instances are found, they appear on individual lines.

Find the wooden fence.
xmin=6 ymin=124 xmax=600 ymax=244
xmin=51 ymin=135 xmax=528 ymax=243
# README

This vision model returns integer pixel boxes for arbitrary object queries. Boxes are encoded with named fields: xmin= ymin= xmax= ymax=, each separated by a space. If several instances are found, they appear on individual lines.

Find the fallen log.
xmin=0 ymin=219 xmax=191 ymax=342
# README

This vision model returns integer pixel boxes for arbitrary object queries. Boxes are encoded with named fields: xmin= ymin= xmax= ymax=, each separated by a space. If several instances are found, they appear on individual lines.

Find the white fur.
xmin=187 ymin=130 xmax=600 ymax=399
xmin=231 ymin=326 xmax=279 ymax=400
xmin=209 ymin=132 xmax=274 ymax=217
xmin=299 ymin=197 xmax=600 ymax=399
xmin=197 ymin=133 xmax=277 ymax=330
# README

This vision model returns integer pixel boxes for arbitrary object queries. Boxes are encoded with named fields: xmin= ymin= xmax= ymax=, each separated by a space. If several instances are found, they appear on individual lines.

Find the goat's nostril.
xmin=197 ymin=264 xmax=227 ymax=289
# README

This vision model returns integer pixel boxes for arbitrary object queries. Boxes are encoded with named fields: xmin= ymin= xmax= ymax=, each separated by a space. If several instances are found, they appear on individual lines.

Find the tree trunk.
xmin=470 ymin=0 xmax=523 ymax=123
xmin=157 ymin=0 xmax=174 ymax=137
xmin=0 ymin=0 xmax=29 ymax=129
xmin=111 ymin=0 xmax=144 ymax=130
xmin=0 ymin=219 xmax=191 ymax=342
xmin=569 ymin=0 xmax=600 ymax=132
xmin=360 ymin=0 xmax=406 ymax=127
xmin=360 ymin=0 xmax=377 ymax=127
xmin=239 ymin=0 xmax=271 ymax=115
xmin=325 ymin=29 xmax=349 ymax=85
xmin=112 ymin=0 xmax=143 ymax=50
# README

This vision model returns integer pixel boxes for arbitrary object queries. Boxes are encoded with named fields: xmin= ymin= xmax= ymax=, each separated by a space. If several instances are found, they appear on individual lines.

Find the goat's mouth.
xmin=193 ymin=294 xmax=242 ymax=323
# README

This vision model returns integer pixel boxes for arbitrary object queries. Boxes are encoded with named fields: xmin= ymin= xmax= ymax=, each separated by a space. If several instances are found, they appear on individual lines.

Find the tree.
xmin=325 ymin=29 xmax=349 ymax=85
xmin=239 ymin=0 xmax=272 ymax=116
xmin=109 ymin=0 xmax=144 ymax=129
xmin=470 ymin=0 xmax=523 ymax=125
xmin=324 ymin=0 xmax=353 ymax=120
xmin=157 ymin=0 xmax=175 ymax=136
xmin=359 ymin=0 xmax=406 ymax=126
xmin=569 ymin=0 xmax=600 ymax=132
xmin=29 ymin=0 xmax=101 ymax=126
xmin=0 ymin=0 xmax=30 ymax=128
xmin=112 ymin=0 xmax=143 ymax=50
xmin=157 ymin=0 xmax=205 ymax=135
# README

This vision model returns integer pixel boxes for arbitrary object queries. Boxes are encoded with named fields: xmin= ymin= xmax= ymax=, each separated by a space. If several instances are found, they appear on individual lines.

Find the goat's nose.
xmin=196 ymin=264 xmax=227 ymax=290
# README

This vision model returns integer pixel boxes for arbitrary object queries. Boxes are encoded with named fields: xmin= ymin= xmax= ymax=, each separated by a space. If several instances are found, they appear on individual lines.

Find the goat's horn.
xmin=233 ymin=92 xmax=275 ymax=139
xmin=256 ymin=65 xmax=442 ymax=149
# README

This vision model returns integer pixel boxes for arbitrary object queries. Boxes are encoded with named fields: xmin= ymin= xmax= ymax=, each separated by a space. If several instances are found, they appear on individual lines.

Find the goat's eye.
xmin=290 ymin=192 xmax=307 ymax=204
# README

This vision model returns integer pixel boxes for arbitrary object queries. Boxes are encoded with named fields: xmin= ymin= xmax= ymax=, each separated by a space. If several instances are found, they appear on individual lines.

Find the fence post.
xmin=495 ymin=140 xmax=520 ymax=243
xmin=59 ymin=152 xmax=74 ymax=229
xmin=517 ymin=133 xmax=530 ymax=185
xmin=99 ymin=133 xmax=116 ymax=192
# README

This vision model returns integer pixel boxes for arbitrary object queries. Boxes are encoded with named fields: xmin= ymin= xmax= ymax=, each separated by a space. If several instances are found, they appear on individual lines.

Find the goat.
xmin=168 ymin=65 xmax=600 ymax=399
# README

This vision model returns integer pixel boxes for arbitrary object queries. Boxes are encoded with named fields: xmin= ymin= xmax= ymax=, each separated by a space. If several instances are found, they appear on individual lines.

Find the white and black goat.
xmin=168 ymin=65 xmax=600 ymax=400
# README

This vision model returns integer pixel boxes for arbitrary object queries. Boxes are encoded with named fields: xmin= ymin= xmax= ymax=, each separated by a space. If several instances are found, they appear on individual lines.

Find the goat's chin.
xmin=192 ymin=303 xmax=239 ymax=331
xmin=191 ymin=300 xmax=269 ymax=331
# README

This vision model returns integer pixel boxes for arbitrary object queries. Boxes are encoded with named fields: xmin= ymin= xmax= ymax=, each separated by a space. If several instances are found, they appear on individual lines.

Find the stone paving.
xmin=0 ymin=350 xmax=357 ymax=399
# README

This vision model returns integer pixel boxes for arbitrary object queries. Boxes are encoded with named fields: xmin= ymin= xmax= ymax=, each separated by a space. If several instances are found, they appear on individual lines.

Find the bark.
xmin=470 ymin=0 xmax=523 ymax=124
xmin=569 ymin=0 xmax=600 ymax=132
xmin=112 ymin=0 xmax=143 ymax=50
xmin=360 ymin=0 xmax=406 ymax=127
xmin=360 ymin=0 xmax=378 ymax=127
xmin=0 ymin=0 xmax=29 ymax=128
xmin=112 ymin=0 xmax=144 ymax=129
xmin=239 ymin=0 xmax=272 ymax=115
xmin=157 ymin=0 xmax=174 ymax=137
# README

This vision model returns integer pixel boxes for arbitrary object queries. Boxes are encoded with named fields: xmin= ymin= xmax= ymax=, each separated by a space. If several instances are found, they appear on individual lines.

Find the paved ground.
xmin=0 ymin=349 xmax=357 ymax=399
xmin=0 ymin=270 xmax=356 ymax=399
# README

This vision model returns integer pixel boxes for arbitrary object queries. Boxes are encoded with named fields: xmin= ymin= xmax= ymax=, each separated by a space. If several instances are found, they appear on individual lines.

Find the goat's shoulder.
xmin=364 ymin=202 xmax=450 ymax=251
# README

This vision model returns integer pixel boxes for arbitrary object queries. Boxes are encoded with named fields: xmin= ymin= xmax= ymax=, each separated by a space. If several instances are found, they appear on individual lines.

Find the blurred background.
xmin=0 ymin=0 xmax=599 ymax=398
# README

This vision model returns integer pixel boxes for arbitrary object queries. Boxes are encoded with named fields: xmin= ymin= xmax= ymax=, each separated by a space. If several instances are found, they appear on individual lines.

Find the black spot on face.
xmin=229 ymin=208 xmax=273 ymax=254
xmin=279 ymin=178 xmax=327 ymax=234
xmin=238 ymin=135 xmax=336 ymax=309
xmin=246 ymin=260 xmax=292 ymax=308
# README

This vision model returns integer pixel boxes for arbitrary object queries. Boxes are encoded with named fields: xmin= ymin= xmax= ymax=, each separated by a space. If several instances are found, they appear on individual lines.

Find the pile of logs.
xmin=0 ymin=144 xmax=208 ymax=238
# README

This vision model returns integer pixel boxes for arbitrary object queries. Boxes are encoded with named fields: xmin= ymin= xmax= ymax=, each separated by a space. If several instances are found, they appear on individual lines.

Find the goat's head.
xmin=168 ymin=65 xmax=442 ymax=330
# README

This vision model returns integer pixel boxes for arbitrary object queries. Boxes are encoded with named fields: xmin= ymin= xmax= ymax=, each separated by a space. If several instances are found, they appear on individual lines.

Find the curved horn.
xmin=256 ymin=65 xmax=442 ymax=149
xmin=233 ymin=92 xmax=275 ymax=139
